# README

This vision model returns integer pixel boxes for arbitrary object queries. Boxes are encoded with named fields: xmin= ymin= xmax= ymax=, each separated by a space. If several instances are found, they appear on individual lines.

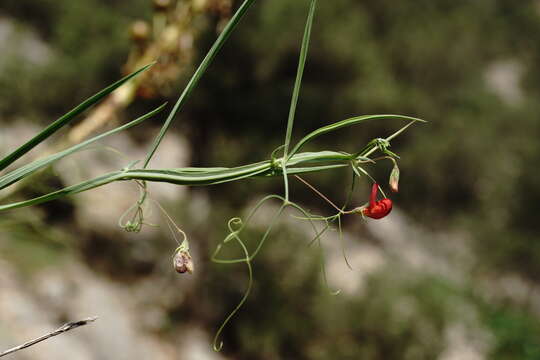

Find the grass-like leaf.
xmin=282 ymin=0 xmax=317 ymax=201
xmin=288 ymin=114 xmax=425 ymax=158
xmin=0 ymin=62 xmax=155 ymax=172
xmin=0 ymin=103 xmax=166 ymax=191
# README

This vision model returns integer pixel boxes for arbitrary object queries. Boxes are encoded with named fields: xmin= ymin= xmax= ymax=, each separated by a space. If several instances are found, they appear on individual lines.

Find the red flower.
xmin=362 ymin=183 xmax=392 ymax=219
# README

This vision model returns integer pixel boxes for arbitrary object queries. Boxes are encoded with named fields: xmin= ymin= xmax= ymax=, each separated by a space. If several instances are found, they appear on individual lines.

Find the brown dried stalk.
xmin=0 ymin=317 xmax=98 ymax=358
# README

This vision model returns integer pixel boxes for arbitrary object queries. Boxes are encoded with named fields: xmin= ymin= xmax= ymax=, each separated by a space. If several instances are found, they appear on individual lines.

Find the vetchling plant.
xmin=0 ymin=0 xmax=424 ymax=351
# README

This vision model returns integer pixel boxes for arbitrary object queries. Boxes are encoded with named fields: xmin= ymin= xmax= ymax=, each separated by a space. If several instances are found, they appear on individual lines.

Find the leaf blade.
xmin=288 ymin=114 xmax=425 ymax=158
xmin=0 ymin=103 xmax=166 ymax=191
xmin=0 ymin=62 xmax=155 ymax=172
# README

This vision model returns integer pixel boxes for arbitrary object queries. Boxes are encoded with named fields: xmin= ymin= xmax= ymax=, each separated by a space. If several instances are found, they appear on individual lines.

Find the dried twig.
xmin=0 ymin=316 xmax=98 ymax=358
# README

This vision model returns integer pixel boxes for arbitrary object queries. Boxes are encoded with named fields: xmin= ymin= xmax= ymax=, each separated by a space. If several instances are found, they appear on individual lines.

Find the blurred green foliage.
xmin=483 ymin=305 xmax=540 ymax=359
xmin=0 ymin=0 xmax=149 ymax=118
xmin=2 ymin=0 xmax=540 ymax=358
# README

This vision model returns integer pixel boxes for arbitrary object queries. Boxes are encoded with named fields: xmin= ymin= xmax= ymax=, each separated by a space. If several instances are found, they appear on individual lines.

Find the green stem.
xmin=0 ymin=116 xmax=424 ymax=212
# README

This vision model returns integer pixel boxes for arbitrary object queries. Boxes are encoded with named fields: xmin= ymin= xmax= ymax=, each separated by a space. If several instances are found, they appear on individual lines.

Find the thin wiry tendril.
xmin=212 ymin=220 xmax=253 ymax=352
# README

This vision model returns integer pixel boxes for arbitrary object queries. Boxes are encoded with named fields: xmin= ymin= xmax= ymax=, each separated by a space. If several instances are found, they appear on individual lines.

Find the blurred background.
xmin=1 ymin=0 xmax=540 ymax=359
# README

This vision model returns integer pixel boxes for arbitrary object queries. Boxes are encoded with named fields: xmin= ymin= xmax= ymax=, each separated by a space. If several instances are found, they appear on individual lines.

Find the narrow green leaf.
xmin=283 ymin=0 xmax=317 ymax=157
xmin=0 ymin=103 xmax=166 ymax=191
xmin=359 ymin=119 xmax=425 ymax=158
xmin=0 ymin=62 xmax=155 ymax=172
xmin=286 ymin=151 xmax=352 ymax=166
xmin=0 ymin=171 xmax=124 ymax=211
xmin=288 ymin=114 xmax=425 ymax=158
xmin=282 ymin=0 xmax=318 ymax=201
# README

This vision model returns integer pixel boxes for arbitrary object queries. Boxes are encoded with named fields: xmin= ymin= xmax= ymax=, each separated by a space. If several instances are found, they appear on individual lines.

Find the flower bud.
xmin=173 ymin=250 xmax=194 ymax=274
xmin=389 ymin=163 xmax=400 ymax=193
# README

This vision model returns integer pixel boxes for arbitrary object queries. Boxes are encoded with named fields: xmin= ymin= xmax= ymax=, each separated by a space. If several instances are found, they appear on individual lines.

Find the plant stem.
xmin=0 ymin=317 xmax=97 ymax=358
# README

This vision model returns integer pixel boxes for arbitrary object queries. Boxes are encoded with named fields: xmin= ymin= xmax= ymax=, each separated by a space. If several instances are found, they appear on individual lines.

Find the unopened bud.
xmin=173 ymin=250 xmax=194 ymax=274
xmin=389 ymin=163 xmax=400 ymax=193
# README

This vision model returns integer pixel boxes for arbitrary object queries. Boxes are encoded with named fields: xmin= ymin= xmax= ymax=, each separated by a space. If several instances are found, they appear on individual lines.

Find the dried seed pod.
xmin=173 ymin=250 xmax=194 ymax=274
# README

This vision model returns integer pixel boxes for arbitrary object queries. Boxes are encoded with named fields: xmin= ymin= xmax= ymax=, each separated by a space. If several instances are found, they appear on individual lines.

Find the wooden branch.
xmin=0 ymin=316 xmax=98 ymax=358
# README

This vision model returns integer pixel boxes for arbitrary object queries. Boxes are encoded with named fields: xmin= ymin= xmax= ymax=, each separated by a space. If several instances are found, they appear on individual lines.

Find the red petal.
xmin=363 ymin=199 xmax=392 ymax=219
xmin=369 ymin=183 xmax=379 ymax=207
